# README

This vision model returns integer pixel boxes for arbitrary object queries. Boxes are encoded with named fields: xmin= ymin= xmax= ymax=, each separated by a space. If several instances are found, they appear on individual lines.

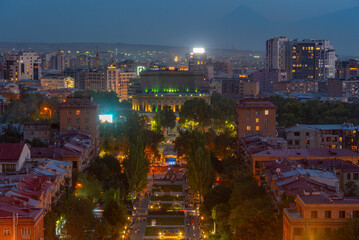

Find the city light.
xmin=193 ymin=47 xmax=205 ymax=54
xmin=99 ymin=114 xmax=113 ymax=123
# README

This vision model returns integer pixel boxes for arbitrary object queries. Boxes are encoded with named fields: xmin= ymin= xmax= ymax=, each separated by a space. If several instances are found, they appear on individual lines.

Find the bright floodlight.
xmin=99 ymin=114 xmax=113 ymax=123
xmin=193 ymin=48 xmax=205 ymax=54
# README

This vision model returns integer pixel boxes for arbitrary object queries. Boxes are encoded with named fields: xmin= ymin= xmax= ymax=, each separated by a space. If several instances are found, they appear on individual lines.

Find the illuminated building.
xmin=40 ymin=76 xmax=75 ymax=90
xmin=266 ymin=38 xmax=336 ymax=80
xmin=188 ymin=47 xmax=211 ymax=79
xmin=59 ymin=94 xmax=100 ymax=155
xmin=132 ymin=69 xmax=210 ymax=113
xmin=291 ymin=39 xmax=336 ymax=80
xmin=3 ymin=52 xmax=41 ymax=81
xmin=106 ymin=66 xmax=137 ymax=101
xmin=327 ymin=78 xmax=359 ymax=98
xmin=236 ymin=98 xmax=277 ymax=139
xmin=283 ymin=194 xmax=359 ymax=240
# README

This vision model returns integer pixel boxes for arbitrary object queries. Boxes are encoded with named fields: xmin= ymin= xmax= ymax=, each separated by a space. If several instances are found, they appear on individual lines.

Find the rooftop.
xmin=254 ymin=148 xmax=359 ymax=157
xmin=0 ymin=143 xmax=26 ymax=163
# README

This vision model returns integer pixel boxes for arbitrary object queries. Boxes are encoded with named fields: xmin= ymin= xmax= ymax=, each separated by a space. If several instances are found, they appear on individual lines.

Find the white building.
xmin=3 ymin=52 xmax=41 ymax=81
xmin=0 ymin=143 xmax=31 ymax=172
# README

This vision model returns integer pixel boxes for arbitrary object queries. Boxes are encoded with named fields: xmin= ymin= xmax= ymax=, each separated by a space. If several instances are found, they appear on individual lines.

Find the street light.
xmin=42 ymin=107 xmax=52 ymax=119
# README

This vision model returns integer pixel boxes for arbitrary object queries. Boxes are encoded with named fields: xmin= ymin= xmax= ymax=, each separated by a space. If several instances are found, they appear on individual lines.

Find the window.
xmin=76 ymin=110 xmax=80 ymax=115
xmin=339 ymin=211 xmax=346 ymax=218
xmin=311 ymin=211 xmax=318 ymax=219
xmin=76 ymin=118 xmax=80 ymax=123
xmin=255 ymin=118 xmax=259 ymax=123
xmin=246 ymin=118 xmax=250 ymax=123
xmin=3 ymin=228 xmax=10 ymax=236
xmin=67 ymin=118 xmax=71 ymax=123
xmin=295 ymin=140 xmax=300 ymax=145
xmin=306 ymin=132 xmax=310 ymax=136
xmin=264 ymin=118 xmax=268 ymax=123
xmin=353 ymin=211 xmax=359 ymax=218
xmin=67 ymin=110 xmax=71 ymax=115
xmin=247 ymin=110 xmax=250 ymax=115
xmin=294 ymin=132 xmax=300 ymax=136
xmin=347 ymin=173 xmax=351 ymax=180
xmin=294 ymin=228 xmax=303 ymax=236
xmin=256 ymin=126 xmax=260 ymax=131
xmin=354 ymin=173 xmax=358 ymax=180
xmin=256 ymin=111 xmax=259 ymax=116
xmin=247 ymin=126 xmax=251 ymax=131
xmin=325 ymin=211 xmax=331 ymax=219
xmin=85 ymin=126 xmax=89 ymax=131
xmin=265 ymin=110 xmax=269 ymax=115
xmin=21 ymin=228 xmax=31 ymax=236
xmin=288 ymin=140 xmax=293 ymax=145
xmin=85 ymin=118 xmax=89 ymax=123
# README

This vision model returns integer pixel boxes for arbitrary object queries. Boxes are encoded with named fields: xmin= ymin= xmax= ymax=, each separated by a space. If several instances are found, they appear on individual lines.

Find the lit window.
xmin=247 ymin=126 xmax=251 ymax=131
xmin=256 ymin=118 xmax=259 ymax=123
xmin=256 ymin=126 xmax=260 ymax=131
xmin=265 ymin=110 xmax=269 ymax=115
xmin=76 ymin=110 xmax=80 ymax=115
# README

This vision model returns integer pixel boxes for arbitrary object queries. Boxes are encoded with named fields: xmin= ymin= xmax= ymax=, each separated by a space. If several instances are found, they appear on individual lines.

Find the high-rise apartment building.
xmin=266 ymin=37 xmax=336 ymax=80
xmin=292 ymin=39 xmax=336 ymax=80
xmin=266 ymin=36 xmax=291 ymax=77
xmin=3 ymin=52 xmax=41 ymax=81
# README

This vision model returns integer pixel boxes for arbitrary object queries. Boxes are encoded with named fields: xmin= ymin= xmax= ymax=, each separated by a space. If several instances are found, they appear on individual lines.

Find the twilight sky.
xmin=0 ymin=0 xmax=358 ymax=54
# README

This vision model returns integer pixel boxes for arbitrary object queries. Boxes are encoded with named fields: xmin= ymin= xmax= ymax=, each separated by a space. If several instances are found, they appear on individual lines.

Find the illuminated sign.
xmin=193 ymin=48 xmax=205 ymax=54
xmin=64 ymin=77 xmax=74 ymax=88
xmin=99 ymin=114 xmax=113 ymax=123
xmin=137 ymin=66 xmax=146 ymax=76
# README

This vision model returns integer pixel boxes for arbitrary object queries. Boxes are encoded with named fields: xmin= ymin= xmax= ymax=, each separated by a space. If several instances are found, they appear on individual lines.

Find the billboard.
xmin=99 ymin=114 xmax=113 ymax=123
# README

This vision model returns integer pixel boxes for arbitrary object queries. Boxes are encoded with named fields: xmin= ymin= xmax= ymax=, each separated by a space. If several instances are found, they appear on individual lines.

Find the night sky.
xmin=1 ymin=0 xmax=358 ymax=54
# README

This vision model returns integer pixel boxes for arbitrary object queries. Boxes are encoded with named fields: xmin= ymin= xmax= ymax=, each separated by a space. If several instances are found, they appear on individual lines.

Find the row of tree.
xmin=270 ymin=95 xmax=359 ymax=127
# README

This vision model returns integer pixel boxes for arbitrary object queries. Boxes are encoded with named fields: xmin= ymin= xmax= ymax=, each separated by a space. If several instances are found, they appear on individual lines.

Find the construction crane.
xmin=96 ymin=46 xmax=112 ymax=69
xmin=56 ymin=48 xmax=112 ymax=69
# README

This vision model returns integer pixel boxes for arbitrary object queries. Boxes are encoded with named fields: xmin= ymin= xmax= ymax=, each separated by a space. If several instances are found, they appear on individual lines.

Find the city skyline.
xmin=0 ymin=0 xmax=358 ymax=55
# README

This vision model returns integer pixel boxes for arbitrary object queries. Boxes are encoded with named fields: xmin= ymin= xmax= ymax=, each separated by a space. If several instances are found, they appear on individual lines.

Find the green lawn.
xmin=151 ymin=195 xmax=184 ymax=201
xmin=147 ymin=217 xmax=184 ymax=226
xmin=152 ymin=184 xmax=183 ymax=192
xmin=145 ymin=227 xmax=185 ymax=236
xmin=148 ymin=210 xmax=185 ymax=216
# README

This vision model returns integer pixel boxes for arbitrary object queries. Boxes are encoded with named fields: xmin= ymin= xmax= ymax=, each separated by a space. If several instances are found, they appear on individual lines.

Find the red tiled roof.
xmin=0 ymin=143 xmax=25 ymax=162
xmin=254 ymin=148 xmax=359 ymax=157
xmin=237 ymin=98 xmax=276 ymax=108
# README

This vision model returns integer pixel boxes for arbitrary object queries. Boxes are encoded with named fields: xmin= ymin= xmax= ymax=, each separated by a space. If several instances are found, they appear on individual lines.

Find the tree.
xmin=186 ymin=131 xmax=214 ymax=202
xmin=229 ymin=199 xmax=281 ymax=240
xmin=212 ymin=203 xmax=231 ymax=239
xmin=179 ymin=98 xmax=212 ymax=130
xmin=155 ymin=105 xmax=176 ymax=132
xmin=102 ymin=200 xmax=128 ymax=239
xmin=123 ymin=133 xmax=149 ymax=202
xmin=65 ymin=197 xmax=95 ymax=240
